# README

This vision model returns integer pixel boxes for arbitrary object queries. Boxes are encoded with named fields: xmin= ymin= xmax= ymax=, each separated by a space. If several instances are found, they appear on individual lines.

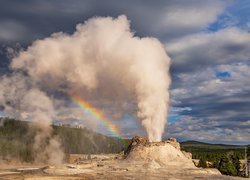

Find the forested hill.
xmin=181 ymin=140 xmax=246 ymax=159
xmin=181 ymin=140 xmax=245 ymax=149
xmin=0 ymin=117 xmax=127 ymax=162
xmin=181 ymin=140 xmax=249 ymax=177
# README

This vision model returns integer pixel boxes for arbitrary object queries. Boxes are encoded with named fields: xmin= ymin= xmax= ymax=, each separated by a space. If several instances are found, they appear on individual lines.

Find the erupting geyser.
xmin=0 ymin=15 xmax=171 ymax=162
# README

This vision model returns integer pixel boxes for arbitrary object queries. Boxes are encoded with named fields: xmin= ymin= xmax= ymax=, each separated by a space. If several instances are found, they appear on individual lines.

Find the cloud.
xmin=168 ymin=63 xmax=250 ymax=144
xmin=167 ymin=115 xmax=250 ymax=144
xmin=167 ymin=27 xmax=250 ymax=73
xmin=0 ymin=20 xmax=29 ymax=42
xmin=151 ymin=0 xmax=228 ymax=39
xmin=0 ymin=0 xmax=230 ymax=43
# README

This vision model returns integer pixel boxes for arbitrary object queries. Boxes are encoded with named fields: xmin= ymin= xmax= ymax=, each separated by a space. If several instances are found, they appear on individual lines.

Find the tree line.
xmin=186 ymin=145 xmax=250 ymax=177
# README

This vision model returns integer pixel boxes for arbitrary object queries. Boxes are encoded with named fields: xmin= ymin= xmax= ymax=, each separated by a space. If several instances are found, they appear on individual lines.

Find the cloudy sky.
xmin=0 ymin=0 xmax=249 ymax=144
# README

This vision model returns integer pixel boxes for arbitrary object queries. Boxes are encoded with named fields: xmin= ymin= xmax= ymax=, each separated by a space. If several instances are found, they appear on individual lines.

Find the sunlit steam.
xmin=0 ymin=15 xmax=171 ymax=162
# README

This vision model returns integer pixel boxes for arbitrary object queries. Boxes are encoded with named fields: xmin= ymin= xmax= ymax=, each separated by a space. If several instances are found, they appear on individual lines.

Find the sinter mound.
xmin=124 ymin=136 xmax=195 ymax=168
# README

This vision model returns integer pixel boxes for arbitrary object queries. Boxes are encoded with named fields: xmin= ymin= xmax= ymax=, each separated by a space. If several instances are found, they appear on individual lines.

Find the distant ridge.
xmin=181 ymin=140 xmax=246 ymax=149
xmin=180 ymin=139 xmax=245 ymax=161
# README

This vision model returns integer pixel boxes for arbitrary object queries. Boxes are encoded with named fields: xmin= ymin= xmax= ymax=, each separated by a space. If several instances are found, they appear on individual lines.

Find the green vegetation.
xmin=247 ymin=145 xmax=250 ymax=159
xmin=181 ymin=141 xmax=246 ymax=177
xmin=0 ymin=118 xmax=34 ymax=162
xmin=0 ymin=117 xmax=248 ymax=178
xmin=218 ymin=154 xmax=238 ymax=176
xmin=181 ymin=140 xmax=245 ymax=160
xmin=0 ymin=117 xmax=127 ymax=162
xmin=54 ymin=125 xmax=126 ymax=154
xmin=198 ymin=157 xmax=207 ymax=168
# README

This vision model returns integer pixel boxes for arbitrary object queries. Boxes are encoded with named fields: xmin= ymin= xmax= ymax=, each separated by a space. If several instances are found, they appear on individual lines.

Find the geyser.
xmin=124 ymin=136 xmax=195 ymax=168
xmin=0 ymin=15 xmax=171 ymax=155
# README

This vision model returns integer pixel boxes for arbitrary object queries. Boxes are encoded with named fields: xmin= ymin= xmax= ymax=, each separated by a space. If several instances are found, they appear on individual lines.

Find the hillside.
xmin=0 ymin=117 xmax=247 ymax=165
xmin=180 ymin=140 xmax=245 ymax=160
xmin=181 ymin=140 xmax=245 ymax=149
xmin=0 ymin=117 xmax=127 ymax=162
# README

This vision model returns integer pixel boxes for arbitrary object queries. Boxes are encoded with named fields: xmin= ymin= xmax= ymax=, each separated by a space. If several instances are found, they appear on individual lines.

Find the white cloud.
xmin=168 ymin=62 xmax=250 ymax=144
xmin=167 ymin=27 xmax=250 ymax=73
xmin=157 ymin=0 xmax=226 ymax=34
xmin=168 ymin=115 xmax=250 ymax=144
xmin=172 ymin=63 xmax=250 ymax=99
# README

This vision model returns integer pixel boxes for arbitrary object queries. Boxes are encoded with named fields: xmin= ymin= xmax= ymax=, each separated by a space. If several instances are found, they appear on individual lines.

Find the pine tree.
xmin=231 ymin=154 xmax=240 ymax=176
xmin=218 ymin=155 xmax=237 ymax=176
xmin=198 ymin=157 xmax=207 ymax=168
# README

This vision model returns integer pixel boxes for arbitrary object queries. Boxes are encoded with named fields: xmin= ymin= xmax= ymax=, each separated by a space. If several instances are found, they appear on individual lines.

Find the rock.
xmin=182 ymin=151 xmax=192 ymax=159
xmin=0 ymin=171 xmax=21 ymax=175
xmin=204 ymin=168 xmax=221 ymax=175
xmin=165 ymin=137 xmax=181 ymax=150
xmin=193 ymin=159 xmax=200 ymax=166
xmin=124 ymin=136 xmax=150 ymax=157
xmin=124 ymin=136 xmax=195 ymax=168
xmin=67 ymin=165 xmax=77 ymax=169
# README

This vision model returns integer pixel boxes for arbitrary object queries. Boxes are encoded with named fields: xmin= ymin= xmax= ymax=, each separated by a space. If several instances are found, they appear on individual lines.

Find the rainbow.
xmin=71 ymin=95 xmax=126 ymax=146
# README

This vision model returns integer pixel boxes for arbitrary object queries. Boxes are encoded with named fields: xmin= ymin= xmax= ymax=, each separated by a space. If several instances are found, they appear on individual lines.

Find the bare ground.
xmin=0 ymin=155 xmax=244 ymax=180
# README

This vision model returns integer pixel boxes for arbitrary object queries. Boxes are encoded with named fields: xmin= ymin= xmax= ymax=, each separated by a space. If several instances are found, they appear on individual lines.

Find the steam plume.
xmin=0 ymin=75 xmax=64 ymax=164
xmin=2 ymin=15 xmax=171 ymax=145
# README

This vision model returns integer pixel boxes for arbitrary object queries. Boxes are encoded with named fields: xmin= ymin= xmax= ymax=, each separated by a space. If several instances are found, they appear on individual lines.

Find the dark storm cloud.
xmin=178 ymin=93 xmax=250 ymax=126
xmin=0 ymin=0 xmax=229 ymax=43
xmin=0 ymin=0 xmax=229 ymax=88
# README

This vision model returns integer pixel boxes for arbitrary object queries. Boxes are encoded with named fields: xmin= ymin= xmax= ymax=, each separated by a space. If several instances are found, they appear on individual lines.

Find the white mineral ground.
xmin=0 ymin=137 xmax=244 ymax=179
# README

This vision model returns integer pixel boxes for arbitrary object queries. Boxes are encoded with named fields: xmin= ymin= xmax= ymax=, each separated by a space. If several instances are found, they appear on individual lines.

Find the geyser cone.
xmin=124 ymin=136 xmax=195 ymax=168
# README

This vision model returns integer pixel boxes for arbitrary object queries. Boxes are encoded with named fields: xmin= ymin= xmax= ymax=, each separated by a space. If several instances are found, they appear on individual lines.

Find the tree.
xmin=247 ymin=145 xmax=250 ymax=159
xmin=218 ymin=155 xmax=237 ymax=176
xmin=231 ymin=154 xmax=241 ymax=176
xmin=247 ymin=145 xmax=250 ymax=177
xmin=198 ymin=157 xmax=207 ymax=168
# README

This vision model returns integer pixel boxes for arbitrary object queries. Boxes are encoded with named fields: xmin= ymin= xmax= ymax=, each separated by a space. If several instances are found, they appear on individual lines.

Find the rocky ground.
xmin=0 ymin=137 xmax=244 ymax=179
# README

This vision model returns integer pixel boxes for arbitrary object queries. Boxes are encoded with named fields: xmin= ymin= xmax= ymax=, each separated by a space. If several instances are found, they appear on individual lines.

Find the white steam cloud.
xmin=1 ymin=15 xmax=170 ymax=154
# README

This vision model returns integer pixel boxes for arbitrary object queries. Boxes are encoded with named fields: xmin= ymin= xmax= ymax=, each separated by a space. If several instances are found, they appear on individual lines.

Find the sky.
xmin=0 ymin=0 xmax=249 ymax=144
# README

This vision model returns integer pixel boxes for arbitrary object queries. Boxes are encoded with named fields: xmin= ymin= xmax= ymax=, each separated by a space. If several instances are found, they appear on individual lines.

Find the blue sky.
xmin=0 ymin=0 xmax=249 ymax=144
xmin=208 ymin=0 xmax=250 ymax=32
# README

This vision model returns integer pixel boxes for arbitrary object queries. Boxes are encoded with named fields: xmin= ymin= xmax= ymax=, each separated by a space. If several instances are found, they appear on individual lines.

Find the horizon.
xmin=1 ymin=116 xmax=249 ymax=146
